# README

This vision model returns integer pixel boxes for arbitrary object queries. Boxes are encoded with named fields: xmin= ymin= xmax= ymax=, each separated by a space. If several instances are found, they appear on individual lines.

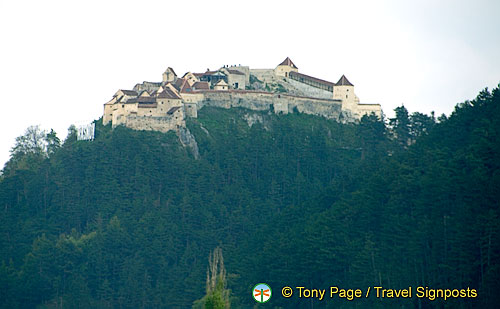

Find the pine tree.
xmin=390 ymin=105 xmax=411 ymax=147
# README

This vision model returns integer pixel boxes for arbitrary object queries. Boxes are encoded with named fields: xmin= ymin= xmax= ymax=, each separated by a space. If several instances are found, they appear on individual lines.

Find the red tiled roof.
xmin=278 ymin=57 xmax=298 ymax=69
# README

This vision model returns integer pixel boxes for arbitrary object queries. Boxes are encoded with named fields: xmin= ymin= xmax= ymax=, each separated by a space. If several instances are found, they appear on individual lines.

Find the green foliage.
xmin=202 ymin=278 xmax=228 ymax=309
xmin=193 ymin=247 xmax=230 ymax=309
xmin=1 ymin=85 xmax=500 ymax=307
xmin=389 ymin=105 xmax=411 ymax=147
xmin=45 ymin=129 xmax=61 ymax=156
xmin=249 ymin=74 xmax=262 ymax=84
xmin=389 ymin=106 xmax=437 ymax=148
xmin=264 ymin=82 xmax=288 ymax=93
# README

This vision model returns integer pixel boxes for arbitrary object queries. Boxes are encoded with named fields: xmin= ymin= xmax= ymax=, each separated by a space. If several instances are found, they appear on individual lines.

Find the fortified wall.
xmin=120 ymin=110 xmax=184 ymax=133
xmin=102 ymin=57 xmax=382 ymax=135
xmin=197 ymin=91 xmax=343 ymax=120
xmin=285 ymin=78 xmax=334 ymax=100
xmin=250 ymin=69 xmax=277 ymax=83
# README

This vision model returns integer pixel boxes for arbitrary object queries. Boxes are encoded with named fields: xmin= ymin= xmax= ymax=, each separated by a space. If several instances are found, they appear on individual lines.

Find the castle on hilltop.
xmin=103 ymin=58 xmax=381 ymax=133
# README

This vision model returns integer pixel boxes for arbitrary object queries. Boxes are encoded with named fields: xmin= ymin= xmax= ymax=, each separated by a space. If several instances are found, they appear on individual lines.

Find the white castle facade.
xmin=103 ymin=58 xmax=382 ymax=133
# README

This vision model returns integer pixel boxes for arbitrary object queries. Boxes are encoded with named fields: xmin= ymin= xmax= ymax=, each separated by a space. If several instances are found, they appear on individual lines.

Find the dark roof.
xmin=192 ymin=81 xmax=209 ymax=90
xmin=226 ymin=69 xmax=245 ymax=75
xmin=137 ymin=97 xmax=156 ymax=103
xmin=289 ymin=71 xmax=335 ymax=87
xmin=193 ymin=73 xmax=205 ymax=77
xmin=158 ymin=88 xmax=182 ymax=99
xmin=124 ymin=98 xmax=138 ymax=103
xmin=172 ymin=78 xmax=192 ymax=93
xmin=173 ymin=78 xmax=184 ymax=89
xmin=123 ymin=96 xmax=156 ymax=104
xmin=167 ymin=106 xmax=182 ymax=115
xmin=143 ymin=81 xmax=162 ymax=86
xmin=278 ymin=57 xmax=298 ymax=69
xmin=336 ymin=75 xmax=354 ymax=86
xmin=120 ymin=90 xmax=138 ymax=96
xmin=138 ymin=103 xmax=157 ymax=108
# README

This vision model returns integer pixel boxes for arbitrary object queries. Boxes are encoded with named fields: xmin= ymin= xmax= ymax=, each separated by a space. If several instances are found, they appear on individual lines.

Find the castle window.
xmin=346 ymin=95 xmax=348 ymax=98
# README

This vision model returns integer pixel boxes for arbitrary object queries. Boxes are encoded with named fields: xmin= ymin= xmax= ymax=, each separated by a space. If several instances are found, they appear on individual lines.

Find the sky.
xmin=1 ymin=0 xmax=499 ymax=168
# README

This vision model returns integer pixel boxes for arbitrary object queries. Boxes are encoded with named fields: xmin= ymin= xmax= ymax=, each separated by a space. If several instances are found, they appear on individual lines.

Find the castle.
xmin=103 ymin=58 xmax=382 ymax=133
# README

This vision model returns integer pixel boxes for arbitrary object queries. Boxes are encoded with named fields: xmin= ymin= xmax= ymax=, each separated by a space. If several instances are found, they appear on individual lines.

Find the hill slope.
xmin=1 ymin=86 xmax=499 ymax=308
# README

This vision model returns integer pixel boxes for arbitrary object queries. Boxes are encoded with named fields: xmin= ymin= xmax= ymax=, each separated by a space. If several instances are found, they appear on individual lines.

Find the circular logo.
xmin=253 ymin=283 xmax=272 ymax=303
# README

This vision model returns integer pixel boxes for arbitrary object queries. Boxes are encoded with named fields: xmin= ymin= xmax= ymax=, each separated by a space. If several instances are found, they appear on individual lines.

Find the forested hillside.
xmin=1 ymin=86 xmax=499 ymax=308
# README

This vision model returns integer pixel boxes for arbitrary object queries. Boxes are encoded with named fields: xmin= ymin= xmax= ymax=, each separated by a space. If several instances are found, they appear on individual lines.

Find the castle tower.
xmin=333 ymin=75 xmax=360 ymax=112
xmin=162 ymin=67 xmax=177 ymax=83
xmin=275 ymin=57 xmax=298 ymax=77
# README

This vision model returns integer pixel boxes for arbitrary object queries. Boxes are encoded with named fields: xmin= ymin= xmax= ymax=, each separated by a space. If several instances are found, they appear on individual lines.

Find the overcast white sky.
xmin=1 ymin=0 xmax=499 ymax=168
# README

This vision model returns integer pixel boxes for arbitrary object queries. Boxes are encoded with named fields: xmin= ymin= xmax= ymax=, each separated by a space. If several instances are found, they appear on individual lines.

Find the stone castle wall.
xmin=122 ymin=114 xmax=184 ymax=133
xmin=105 ymin=62 xmax=382 ymax=135
xmin=356 ymin=104 xmax=382 ymax=118
xmin=250 ymin=69 xmax=276 ymax=83
xmin=285 ymin=77 xmax=334 ymax=99
xmin=197 ymin=91 xmax=342 ymax=120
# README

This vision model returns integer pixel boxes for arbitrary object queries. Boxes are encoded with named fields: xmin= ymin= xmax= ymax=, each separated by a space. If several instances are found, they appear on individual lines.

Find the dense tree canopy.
xmin=1 ymin=85 xmax=499 ymax=308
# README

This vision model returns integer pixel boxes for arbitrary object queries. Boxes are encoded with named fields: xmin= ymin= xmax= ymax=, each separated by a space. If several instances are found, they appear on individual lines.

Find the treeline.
xmin=0 ymin=86 xmax=499 ymax=308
